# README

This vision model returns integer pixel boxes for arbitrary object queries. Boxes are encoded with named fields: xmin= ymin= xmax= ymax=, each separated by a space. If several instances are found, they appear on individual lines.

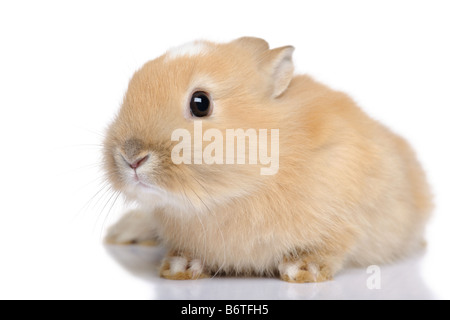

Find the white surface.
xmin=1 ymin=0 xmax=450 ymax=300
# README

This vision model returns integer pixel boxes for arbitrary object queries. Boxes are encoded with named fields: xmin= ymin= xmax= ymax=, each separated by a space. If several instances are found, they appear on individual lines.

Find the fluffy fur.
xmin=103 ymin=37 xmax=432 ymax=282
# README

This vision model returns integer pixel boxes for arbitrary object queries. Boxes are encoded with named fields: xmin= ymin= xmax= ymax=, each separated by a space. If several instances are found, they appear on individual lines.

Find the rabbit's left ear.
xmin=232 ymin=37 xmax=270 ymax=54
xmin=261 ymin=46 xmax=295 ymax=98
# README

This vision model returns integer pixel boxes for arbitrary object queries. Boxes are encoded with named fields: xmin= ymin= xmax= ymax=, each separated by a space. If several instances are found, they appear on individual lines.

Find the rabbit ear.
xmin=261 ymin=46 xmax=295 ymax=98
xmin=232 ymin=37 xmax=269 ymax=54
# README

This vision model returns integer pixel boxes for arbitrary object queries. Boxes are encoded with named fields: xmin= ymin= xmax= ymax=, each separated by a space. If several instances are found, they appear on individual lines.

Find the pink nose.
xmin=129 ymin=155 xmax=149 ymax=169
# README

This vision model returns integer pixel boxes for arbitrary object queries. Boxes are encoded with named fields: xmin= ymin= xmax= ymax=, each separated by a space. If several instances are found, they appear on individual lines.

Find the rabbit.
xmin=103 ymin=37 xmax=432 ymax=282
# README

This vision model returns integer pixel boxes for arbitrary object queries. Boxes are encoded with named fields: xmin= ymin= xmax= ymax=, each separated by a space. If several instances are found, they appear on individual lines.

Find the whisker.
xmin=74 ymin=173 xmax=108 ymax=194
xmin=76 ymin=178 xmax=110 ymax=220
xmin=52 ymin=144 xmax=104 ymax=151
xmin=92 ymin=185 xmax=115 ymax=233
xmin=57 ymin=162 xmax=103 ymax=178
xmin=73 ymin=125 xmax=107 ymax=139
xmin=100 ymin=189 xmax=122 ymax=241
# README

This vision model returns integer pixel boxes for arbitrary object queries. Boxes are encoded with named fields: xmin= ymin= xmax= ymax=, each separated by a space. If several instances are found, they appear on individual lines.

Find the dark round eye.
xmin=190 ymin=91 xmax=211 ymax=117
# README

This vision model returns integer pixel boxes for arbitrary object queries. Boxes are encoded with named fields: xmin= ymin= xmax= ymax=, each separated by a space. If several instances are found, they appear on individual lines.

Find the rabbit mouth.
xmin=133 ymin=174 xmax=163 ymax=194
xmin=137 ymin=180 xmax=158 ymax=191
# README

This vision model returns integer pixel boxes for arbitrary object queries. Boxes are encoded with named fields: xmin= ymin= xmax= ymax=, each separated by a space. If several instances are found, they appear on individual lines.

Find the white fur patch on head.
xmin=166 ymin=40 xmax=209 ymax=60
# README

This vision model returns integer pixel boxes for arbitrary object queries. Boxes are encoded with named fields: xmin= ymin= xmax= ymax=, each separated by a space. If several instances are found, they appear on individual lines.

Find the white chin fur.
xmin=124 ymin=184 xmax=165 ymax=204
xmin=124 ymin=184 xmax=185 ymax=214
xmin=123 ymin=180 xmax=213 ymax=218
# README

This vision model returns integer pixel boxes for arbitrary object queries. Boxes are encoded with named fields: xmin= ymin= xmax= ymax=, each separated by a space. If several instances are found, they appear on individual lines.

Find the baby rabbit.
xmin=103 ymin=37 xmax=432 ymax=282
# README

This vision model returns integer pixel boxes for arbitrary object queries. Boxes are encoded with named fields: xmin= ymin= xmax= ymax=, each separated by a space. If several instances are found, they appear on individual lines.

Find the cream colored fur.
xmin=103 ymin=37 xmax=432 ymax=282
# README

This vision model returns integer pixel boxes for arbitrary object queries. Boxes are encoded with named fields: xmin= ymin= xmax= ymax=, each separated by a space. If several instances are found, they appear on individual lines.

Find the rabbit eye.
xmin=190 ymin=91 xmax=211 ymax=117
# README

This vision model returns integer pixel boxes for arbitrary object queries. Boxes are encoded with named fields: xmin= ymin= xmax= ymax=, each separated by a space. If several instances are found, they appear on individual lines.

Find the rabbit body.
xmin=104 ymin=37 xmax=432 ymax=282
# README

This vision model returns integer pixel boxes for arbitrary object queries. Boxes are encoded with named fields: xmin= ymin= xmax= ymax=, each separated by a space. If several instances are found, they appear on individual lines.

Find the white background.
xmin=0 ymin=0 xmax=449 ymax=299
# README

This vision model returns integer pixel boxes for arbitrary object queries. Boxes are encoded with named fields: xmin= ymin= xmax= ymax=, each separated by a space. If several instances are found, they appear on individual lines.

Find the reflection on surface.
xmin=105 ymin=244 xmax=434 ymax=299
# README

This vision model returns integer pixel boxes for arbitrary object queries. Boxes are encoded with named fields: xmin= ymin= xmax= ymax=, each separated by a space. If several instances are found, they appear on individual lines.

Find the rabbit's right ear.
xmin=232 ymin=37 xmax=295 ymax=98
xmin=261 ymin=46 xmax=295 ymax=98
